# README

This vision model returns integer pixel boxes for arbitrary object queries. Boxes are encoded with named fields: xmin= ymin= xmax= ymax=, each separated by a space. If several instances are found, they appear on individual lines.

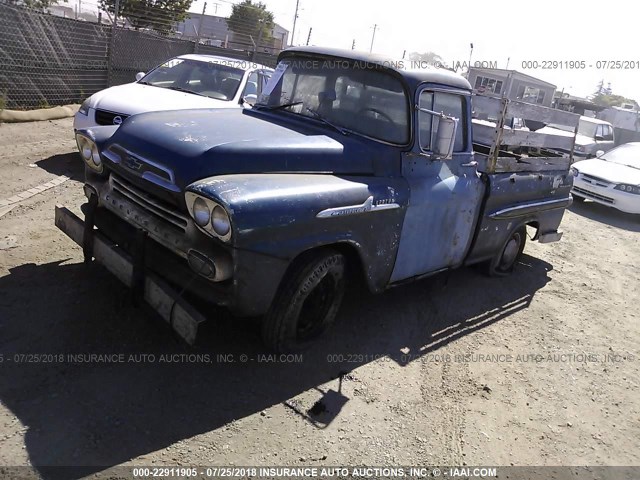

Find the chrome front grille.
xmin=580 ymin=174 xmax=611 ymax=188
xmin=573 ymin=186 xmax=614 ymax=204
xmin=110 ymin=175 xmax=188 ymax=232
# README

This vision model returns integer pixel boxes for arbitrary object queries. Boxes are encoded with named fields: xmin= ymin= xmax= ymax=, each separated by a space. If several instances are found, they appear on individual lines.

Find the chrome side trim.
xmin=316 ymin=196 xmax=400 ymax=218
xmin=489 ymin=197 xmax=571 ymax=219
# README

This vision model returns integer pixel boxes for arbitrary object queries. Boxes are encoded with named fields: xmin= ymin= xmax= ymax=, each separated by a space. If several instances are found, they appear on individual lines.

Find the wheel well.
xmin=285 ymin=243 xmax=367 ymax=290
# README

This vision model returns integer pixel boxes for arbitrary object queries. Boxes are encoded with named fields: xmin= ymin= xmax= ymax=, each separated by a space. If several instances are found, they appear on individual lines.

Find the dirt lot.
xmin=0 ymin=118 xmax=638 ymax=478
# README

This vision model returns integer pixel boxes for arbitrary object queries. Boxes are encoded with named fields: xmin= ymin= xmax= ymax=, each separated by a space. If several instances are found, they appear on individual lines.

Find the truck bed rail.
xmin=472 ymin=93 xmax=581 ymax=173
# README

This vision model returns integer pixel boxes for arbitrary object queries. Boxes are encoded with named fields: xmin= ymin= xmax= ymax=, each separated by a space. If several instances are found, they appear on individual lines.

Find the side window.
xmin=243 ymin=72 xmax=259 ymax=97
xmin=604 ymin=125 xmax=614 ymax=141
xmin=259 ymin=72 xmax=271 ymax=95
xmin=595 ymin=124 xmax=604 ymax=139
xmin=419 ymin=91 xmax=466 ymax=152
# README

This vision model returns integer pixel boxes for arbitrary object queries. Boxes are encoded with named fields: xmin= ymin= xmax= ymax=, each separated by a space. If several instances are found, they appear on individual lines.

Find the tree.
xmin=100 ymin=0 xmax=193 ymax=34
xmin=590 ymin=81 xmax=638 ymax=108
xmin=408 ymin=51 xmax=444 ymax=67
xmin=227 ymin=0 xmax=275 ymax=44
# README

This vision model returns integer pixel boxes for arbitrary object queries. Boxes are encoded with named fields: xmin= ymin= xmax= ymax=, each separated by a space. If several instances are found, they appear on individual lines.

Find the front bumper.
xmin=54 ymin=205 xmax=207 ymax=344
xmin=572 ymin=176 xmax=640 ymax=214
xmin=76 ymin=171 xmax=289 ymax=317
xmin=87 ymin=173 xmax=234 ymax=282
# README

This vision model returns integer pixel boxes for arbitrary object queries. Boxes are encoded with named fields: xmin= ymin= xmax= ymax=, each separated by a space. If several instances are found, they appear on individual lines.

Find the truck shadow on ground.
xmin=569 ymin=201 xmax=640 ymax=232
xmin=0 ymin=254 xmax=552 ymax=478
xmin=35 ymin=152 xmax=83 ymax=180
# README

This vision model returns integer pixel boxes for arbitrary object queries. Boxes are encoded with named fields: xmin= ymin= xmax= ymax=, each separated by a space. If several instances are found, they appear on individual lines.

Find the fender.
xmin=77 ymin=125 xmax=119 ymax=149
xmin=186 ymin=173 xmax=410 ymax=292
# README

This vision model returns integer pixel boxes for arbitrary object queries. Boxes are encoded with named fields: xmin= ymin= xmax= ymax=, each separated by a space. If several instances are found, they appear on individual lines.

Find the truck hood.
xmin=103 ymin=108 xmax=381 ymax=189
xmin=574 ymin=158 xmax=640 ymax=185
xmin=88 ymin=82 xmax=238 ymax=116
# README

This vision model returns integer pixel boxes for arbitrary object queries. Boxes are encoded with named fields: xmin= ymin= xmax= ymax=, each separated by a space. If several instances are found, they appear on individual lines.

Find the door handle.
xmin=461 ymin=161 xmax=478 ymax=167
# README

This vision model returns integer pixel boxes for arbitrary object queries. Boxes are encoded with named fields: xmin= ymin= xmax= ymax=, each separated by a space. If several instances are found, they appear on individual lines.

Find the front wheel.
xmin=484 ymin=226 xmax=527 ymax=277
xmin=261 ymin=249 xmax=346 ymax=353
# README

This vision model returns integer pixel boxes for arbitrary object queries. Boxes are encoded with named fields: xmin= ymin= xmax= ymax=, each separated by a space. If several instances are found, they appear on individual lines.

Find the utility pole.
xmin=506 ymin=57 xmax=510 ymax=69
xmin=106 ymin=0 xmax=120 ymax=87
xmin=211 ymin=2 xmax=220 ymax=14
xmin=351 ymin=39 xmax=355 ymax=50
xmin=194 ymin=2 xmax=207 ymax=53
xmin=291 ymin=0 xmax=300 ymax=47
xmin=306 ymin=27 xmax=312 ymax=46
xmin=253 ymin=19 xmax=264 ymax=61
xmin=369 ymin=24 xmax=378 ymax=53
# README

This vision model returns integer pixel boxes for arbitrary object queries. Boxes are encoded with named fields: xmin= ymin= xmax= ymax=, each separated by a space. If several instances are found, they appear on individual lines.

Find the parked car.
xmin=58 ymin=46 xmax=577 ymax=352
xmin=536 ymin=116 xmax=615 ymax=159
xmin=74 ymin=54 xmax=273 ymax=130
xmin=570 ymin=142 xmax=640 ymax=214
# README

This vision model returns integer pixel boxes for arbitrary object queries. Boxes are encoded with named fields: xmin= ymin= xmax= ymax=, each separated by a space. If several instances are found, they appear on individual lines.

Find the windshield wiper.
xmin=166 ymin=86 xmax=206 ymax=97
xmin=306 ymin=107 xmax=348 ymax=135
xmin=254 ymin=101 xmax=304 ymax=111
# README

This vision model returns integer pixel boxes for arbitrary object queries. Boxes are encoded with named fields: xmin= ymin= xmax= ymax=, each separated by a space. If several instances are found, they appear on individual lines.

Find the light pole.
xmin=291 ymin=0 xmax=300 ymax=47
xmin=369 ymin=24 xmax=378 ymax=53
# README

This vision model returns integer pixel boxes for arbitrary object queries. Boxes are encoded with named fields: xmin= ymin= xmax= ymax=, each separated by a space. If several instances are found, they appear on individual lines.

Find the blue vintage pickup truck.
xmin=56 ymin=47 xmax=577 ymax=351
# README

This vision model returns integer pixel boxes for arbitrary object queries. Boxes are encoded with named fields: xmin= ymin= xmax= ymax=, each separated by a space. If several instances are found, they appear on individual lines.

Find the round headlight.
xmin=81 ymin=143 xmax=92 ymax=161
xmin=211 ymin=205 xmax=230 ymax=236
xmin=91 ymin=144 xmax=102 ymax=167
xmin=193 ymin=197 xmax=211 ymax=227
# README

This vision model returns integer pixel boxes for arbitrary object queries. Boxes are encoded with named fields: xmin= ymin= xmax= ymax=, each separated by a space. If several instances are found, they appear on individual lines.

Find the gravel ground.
xmin=0 ymin=118 xmax=638 ymax=478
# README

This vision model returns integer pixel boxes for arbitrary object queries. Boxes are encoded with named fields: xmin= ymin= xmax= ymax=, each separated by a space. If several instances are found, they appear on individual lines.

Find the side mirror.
xmin=135 ymin=72 xmax=145 ymax=82
xmin=433 ymin=116 xmax=458 ymax=159
xmin=596 ymin=150 xmax=605 ymax=158
xmin=243 ymin=94 xmax=258 ymax=106
xmin=418 ymin=105 xmax=459 ymax=160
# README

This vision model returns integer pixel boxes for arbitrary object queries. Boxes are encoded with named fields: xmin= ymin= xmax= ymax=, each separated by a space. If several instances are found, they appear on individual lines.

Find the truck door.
xmin=390 ymin=87 xmax=485 ymax=282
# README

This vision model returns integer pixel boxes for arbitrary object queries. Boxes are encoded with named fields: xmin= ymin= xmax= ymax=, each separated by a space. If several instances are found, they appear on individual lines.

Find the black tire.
xmin=484 ymin=226 xmax=527 ymax=277
xmin=261 ymin=249 xmax=346 ymax=353
xmin=572 ymin=194 xmax=585 ymax=203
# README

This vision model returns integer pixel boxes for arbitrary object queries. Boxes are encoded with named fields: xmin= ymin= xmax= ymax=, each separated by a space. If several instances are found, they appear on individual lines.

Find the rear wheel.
xmin=261 ymin=249 xmax=346 ymax=353
xmin=484 ymin=226 xmax=527 ymax=277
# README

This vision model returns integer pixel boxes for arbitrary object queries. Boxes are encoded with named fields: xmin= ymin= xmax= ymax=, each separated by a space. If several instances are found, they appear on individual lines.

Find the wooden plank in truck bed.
xmin=472 ymin=94 xmax=580 ymax=128
xmin=500 ymin=129 xmax=576 ymax=150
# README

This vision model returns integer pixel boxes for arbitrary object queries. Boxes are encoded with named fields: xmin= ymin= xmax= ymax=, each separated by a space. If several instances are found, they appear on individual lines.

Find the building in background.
xmin=175 ymin=13 xmax=289 ymax=54
xmin=467 ymin=67 xmax=556 ymax=108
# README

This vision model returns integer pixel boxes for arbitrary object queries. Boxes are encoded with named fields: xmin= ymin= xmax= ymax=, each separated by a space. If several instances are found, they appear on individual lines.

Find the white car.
xmin=536 ymin=116 xmax=615 ymax=159
xmin=74 ymin=54 xmax=273 ymax=130
xmin=571 ymin=142 xmax=640 ymax=214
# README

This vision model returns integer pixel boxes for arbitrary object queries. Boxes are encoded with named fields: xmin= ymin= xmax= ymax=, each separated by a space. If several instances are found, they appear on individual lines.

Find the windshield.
xmin=258 ymin=57 xmax=410 ymax=144
xmin=141 ymin=58 xmax=245 ymax=101
xmin=548 ymin=119 xmax=597 ymax=138
xmin=600 ymin=143 xmax=640 ymax=169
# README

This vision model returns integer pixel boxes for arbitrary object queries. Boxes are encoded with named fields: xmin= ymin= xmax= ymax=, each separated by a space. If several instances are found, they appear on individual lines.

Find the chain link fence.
xmin=0 ymin=0 xmax=279 ymax=109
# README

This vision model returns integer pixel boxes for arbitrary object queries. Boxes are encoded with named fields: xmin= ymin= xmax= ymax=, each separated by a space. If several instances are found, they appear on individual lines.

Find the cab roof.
xmin=280 ymin=46 xmax=472 ymax=91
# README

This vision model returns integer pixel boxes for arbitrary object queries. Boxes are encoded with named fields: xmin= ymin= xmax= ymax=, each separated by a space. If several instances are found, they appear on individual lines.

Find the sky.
xmin=186 ymin=0 xmax=639 ymax=102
